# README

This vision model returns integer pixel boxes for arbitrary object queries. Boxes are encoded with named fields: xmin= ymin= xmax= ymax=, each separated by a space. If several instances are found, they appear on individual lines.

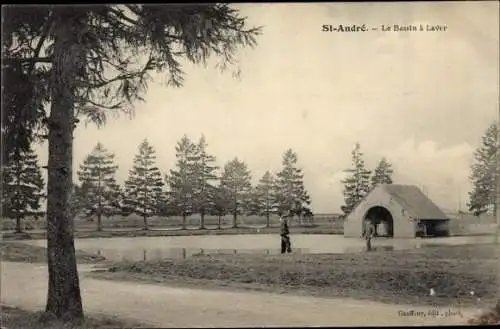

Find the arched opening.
xmin=363 ymin=206 xmax=394 ymax=238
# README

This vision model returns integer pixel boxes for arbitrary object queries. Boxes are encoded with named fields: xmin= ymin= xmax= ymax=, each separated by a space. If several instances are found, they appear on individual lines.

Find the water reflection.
xmin=25 ymin=234 xmax=496 ymax=262
xmin=91 ymin=247 xmax=316 ymax=262
xmin=91 ymin=244 xmax=434 ymax=262
xmin=373 ymin=245 xmax=395 ymax=252
xmin=343 ymin=245 xmax=395 ymax=253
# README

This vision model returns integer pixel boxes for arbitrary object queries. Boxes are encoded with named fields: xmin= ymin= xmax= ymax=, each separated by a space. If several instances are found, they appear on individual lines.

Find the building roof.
xmin=381 ymin=184 xmax=449 ymax=220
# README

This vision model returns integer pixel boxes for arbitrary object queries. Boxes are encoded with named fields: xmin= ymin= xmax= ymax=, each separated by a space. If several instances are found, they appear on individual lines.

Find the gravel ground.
xmin=2 ymin=261 xmax=481 ymax=327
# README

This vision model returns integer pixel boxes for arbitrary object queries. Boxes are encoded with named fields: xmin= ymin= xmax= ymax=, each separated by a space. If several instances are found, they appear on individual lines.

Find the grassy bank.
xmin=0 ymin=241 xmax=106 ymax=264
xmin=1 ymin=224 xmax=341 ymax=241
xmin=91 ymin=243 xmax=500 ymax=308
xmin=0 ymin=305 xmax=148 ymax=329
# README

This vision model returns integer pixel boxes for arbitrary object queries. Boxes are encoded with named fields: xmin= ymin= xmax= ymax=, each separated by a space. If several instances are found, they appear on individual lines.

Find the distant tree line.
xmin=8 ymin=122 xmax=498 ymax=231
xmin=340 ymin=143 xmax=394 ymax=216
xmin=69 ymin=135 xmax=312 ymax=230
xmin=1 ymin=136 xmax=313 ymax=232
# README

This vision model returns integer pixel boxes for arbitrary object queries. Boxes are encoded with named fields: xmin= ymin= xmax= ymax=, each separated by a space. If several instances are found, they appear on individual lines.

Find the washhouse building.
xmin=343 ymin=184 xmax=450 ymax=238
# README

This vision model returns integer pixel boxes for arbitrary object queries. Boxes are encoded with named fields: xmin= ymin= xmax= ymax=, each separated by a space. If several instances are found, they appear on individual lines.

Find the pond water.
xmin=22 ymin=234 xmax=496 ymax=262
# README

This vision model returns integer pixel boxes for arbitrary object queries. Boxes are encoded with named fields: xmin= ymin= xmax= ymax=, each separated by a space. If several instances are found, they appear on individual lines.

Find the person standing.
xmin=280 ymin=215 xmax=292 ymax=254
xmin=363 ymin=219 xmax=375 ymax=251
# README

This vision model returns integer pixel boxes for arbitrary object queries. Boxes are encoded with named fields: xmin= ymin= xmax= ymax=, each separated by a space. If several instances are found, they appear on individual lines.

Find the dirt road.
xmin=1 ymin=261 xmax=481 ymax=327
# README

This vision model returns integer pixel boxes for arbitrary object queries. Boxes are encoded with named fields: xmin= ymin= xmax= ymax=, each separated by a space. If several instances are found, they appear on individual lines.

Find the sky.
xmin=34 ymin=2 xmax=499 ymax=214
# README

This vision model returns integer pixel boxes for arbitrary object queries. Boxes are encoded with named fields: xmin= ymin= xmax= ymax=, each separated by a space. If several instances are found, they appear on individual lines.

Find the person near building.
xmin=363 ymin=218 xmax=375 ymax=251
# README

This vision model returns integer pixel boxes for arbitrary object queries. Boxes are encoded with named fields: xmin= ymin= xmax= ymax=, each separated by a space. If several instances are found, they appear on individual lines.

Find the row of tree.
xmin=72 ymin=135 xmax=312 ymax=230
xmin=1 ymin=136 xmax=313 ymax=232
xmin=340 ymin=143 xmax=394 ymax=215
xmin=1 ymin=137 xmax=313 ymax=232
xmin=2 ymin=138 xmax=396 ymax=233
xmin=6 ymin=122 xmax=496 ymax=236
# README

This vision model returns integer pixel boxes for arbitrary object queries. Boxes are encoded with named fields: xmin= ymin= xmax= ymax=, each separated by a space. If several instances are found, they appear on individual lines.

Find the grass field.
xmin=1 ymin=214 xmax=344 ymax=241
xmin=1 ymin=225 xmax=343 ymax=242
xmin=1 ymin=214 xmax=342 ymax=231
xmin=0 ymin=305 xmax=147 ymax=329
xmin=91 ymin=243 xmax=500 ymax=308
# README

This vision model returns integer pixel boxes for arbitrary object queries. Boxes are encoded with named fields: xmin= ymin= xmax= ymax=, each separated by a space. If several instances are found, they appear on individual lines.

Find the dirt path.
xmin=1 ymin=261 xmax=482 ymax=327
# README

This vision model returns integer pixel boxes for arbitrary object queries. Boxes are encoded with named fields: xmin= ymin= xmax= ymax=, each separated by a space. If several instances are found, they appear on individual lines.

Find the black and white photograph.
xmin=1 ymin=2 xmax=499 ymax=327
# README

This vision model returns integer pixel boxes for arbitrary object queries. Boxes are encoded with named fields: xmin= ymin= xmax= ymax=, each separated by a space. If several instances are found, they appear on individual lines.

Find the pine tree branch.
xmin=28 ymin=12 xmax=54 ymax=74
xmin=108 ymin=7 xmax=138 ymax=26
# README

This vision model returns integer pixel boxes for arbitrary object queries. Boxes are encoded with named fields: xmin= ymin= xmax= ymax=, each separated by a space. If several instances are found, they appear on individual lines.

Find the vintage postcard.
xmin=1 ymin=1 xmax=499 ymax=328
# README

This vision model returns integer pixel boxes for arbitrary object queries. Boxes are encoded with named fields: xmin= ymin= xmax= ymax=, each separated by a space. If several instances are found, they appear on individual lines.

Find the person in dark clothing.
xmin=280 ymin=215 xmax=292 ymax=253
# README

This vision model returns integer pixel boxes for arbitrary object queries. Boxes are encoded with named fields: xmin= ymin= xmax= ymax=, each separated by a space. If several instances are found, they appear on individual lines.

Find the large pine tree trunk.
xmin=97 ymin=213 xmax=102 ymax=231
xmin=15 ymin=215 xmax=22 ymax=233
xmin=493 ymin=173 xmax=497 ymax=217
xmin=97 ymin=175 xmax=102 ymax=231
xmin=232 ymin=196 xmax=238 ymax=228
xmin=45 ymin=23 xmax=83 ymax=319
xmin=217 ymin=215 xmax=221 ymax=229
xmin=14 ymin=162 xmax=23 ymax=233
xmin=496 ymin=118 xmax=500 ymax=244
xmin=200 ymin=211 xmax=205 ymax=229
xmin=266 ymin=213 xmax=270 ymax=228
xmin=232 ymin=212 xmax=237 ymax=228
xmin=182 ymin=214 xmax=186 ymax=230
